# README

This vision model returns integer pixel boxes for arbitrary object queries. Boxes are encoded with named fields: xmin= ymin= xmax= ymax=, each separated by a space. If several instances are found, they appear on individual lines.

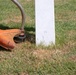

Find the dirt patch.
xmin=33 ymin=49 xmax=64 ymax=60
xmin=69 ymin=55 xmax=76 ymax=62
xmin=67 ymin=30 xmax=76 ymax=46
xmin=0 ymin=16 xmax=21 ymax=24
xmin=68 ymin=30 xmax=76 ymax=37
xmin=0 ymin=15 xmax=33 ymax=25
xmin=26 ymin=0 xmax=32 ymax=2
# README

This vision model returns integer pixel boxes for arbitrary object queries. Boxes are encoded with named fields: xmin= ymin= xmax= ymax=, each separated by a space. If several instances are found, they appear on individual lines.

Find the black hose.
xmin=11 ymin=0 xmax=25 ymax=31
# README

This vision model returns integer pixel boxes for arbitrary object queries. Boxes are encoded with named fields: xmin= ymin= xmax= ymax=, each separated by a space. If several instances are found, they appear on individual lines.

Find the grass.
xmin=0 ymin=0 xmax=76 ymax=75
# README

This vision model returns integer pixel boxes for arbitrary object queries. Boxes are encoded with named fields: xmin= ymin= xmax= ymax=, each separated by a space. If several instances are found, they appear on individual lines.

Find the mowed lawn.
xmin=0 ymin=0 xmax=76 ymax=75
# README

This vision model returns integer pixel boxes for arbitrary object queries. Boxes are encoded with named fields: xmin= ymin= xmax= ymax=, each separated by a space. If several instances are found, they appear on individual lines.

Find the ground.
xmin=0 ymin=0 xmax=76 ymax=75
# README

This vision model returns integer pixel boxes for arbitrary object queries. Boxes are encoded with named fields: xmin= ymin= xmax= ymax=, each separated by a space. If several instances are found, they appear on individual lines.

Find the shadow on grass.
xmin=0 ymin=47 xmax=12 ymax=52
xmin=25 ymin=26 xmax=35 ymax=32
xmin=26 ymin=32 xmax=35 ymax=43
xmin=0 ymin=24 xmax=10 ymax=29
xmin=25 ymin=26 xmax=35 ymax=44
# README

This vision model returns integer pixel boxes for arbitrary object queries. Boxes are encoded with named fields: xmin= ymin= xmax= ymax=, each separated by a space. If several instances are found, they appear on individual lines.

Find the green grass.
xmin=0 ymin=0 xmax=76 ymax=75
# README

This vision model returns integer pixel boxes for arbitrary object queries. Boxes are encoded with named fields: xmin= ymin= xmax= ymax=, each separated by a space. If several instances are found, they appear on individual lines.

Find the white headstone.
xmin=35 ymin=0 xmax=55 ymax=46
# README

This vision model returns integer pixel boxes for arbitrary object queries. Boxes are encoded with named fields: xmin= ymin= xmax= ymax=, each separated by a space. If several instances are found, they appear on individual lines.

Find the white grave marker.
xmin=35 ymin=0 xmax=55 ymax=46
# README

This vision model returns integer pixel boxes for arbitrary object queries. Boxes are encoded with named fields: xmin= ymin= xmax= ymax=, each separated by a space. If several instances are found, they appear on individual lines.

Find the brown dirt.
xmin=0 ymin=16 xmax=21 ymax=24
xmin=33 ymin=49 xmax=65 ymax=60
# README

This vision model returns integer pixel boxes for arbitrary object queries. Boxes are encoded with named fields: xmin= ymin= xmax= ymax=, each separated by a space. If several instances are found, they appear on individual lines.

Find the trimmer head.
xmin=14 ymin=31 xmax=26 ymax=43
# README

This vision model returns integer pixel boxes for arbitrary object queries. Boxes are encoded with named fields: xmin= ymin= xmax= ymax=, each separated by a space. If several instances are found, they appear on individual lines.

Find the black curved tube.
xmin=11 ymin=0 xmax=25 ymax=31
